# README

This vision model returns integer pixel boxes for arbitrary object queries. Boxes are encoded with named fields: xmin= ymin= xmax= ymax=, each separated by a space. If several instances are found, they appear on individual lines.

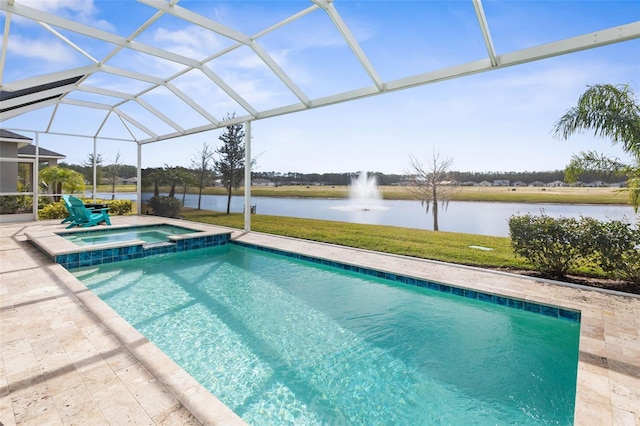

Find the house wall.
xmin=0 ymin=142 xmax=18 ymax=192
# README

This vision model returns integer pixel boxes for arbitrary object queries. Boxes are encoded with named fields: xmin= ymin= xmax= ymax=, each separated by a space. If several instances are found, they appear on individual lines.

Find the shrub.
xmin=0 ymin=195 xmax=32 ymax=214
xmin=106 ymin=199 xmax=133 ymax=215
xmin=508 ymin=213 xmax=591 ymax=278
xmin=39 ymin=201 xmax=68 ymax=220
xmin=146 ymin=196 xmax=182 ymax=218
xmin=586 ymin=219 xmax=640 ymax=284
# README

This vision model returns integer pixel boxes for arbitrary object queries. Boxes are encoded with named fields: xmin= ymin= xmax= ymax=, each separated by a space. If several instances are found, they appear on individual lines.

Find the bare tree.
xmin=105 ymin=151 xmax=121 ymax=200
xmin=191 ymin=143 xmax=215 ymax=210
xmin=406 ymin=152 xmax=457 ymax=231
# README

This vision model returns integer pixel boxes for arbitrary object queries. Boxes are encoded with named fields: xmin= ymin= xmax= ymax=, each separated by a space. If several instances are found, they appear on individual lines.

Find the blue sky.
xmin=2 ymin=0 xmax=639 ymax=175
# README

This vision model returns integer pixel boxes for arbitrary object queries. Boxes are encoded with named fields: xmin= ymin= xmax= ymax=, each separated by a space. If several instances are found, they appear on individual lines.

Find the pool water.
xmin=74 ymin=244 xmax=580 ymax=425
xmin=59 ymin=225 xmax=199 ymax=246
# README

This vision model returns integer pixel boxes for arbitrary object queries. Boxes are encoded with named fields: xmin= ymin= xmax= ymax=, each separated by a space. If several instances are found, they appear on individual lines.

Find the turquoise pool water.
xmin=59 ymin=225 xmax=199 ymax=246
xmin=74 ymin=244 xmax=580 ymax=425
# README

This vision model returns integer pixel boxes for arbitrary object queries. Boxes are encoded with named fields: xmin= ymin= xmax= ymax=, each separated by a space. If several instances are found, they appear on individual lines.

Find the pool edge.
xmin=2 ymin=217 xmax=638 ymax=425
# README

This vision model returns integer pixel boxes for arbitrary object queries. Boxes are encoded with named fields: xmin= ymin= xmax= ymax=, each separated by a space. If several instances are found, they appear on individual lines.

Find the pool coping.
xmin=2 ymin=216 xmax=639 ymax=425
xmin=24 ymin=220 xmax=229 ymax=257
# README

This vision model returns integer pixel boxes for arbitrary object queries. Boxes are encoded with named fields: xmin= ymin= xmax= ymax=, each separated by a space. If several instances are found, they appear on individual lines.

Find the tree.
xmin=142 ymin=167 xmax=164 ymax=197
xmin=104 ymin=151 xmax=121 ymax=200
xmin=163 ymin=164 xmax=181 ymax=198
xmin=214 ymin=116 xmax=246 ymax=214
xmin=176 ymin=167 xmax=197 ymax=205
xmin=191 ymin=143 xmax=215 ymax=210
xmin=553 ymin=83 xmax=640 ymax=212
xmin=39 ymin=166 xmax=85 ymax=202
xmin=82 ymin=153 xmax=103 ymax=186
xmin=406 ymin=151 xmax=457 ymax=231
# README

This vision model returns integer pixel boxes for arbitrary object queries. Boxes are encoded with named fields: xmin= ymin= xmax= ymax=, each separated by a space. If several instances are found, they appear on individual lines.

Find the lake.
xmin=98 ymin=192 xmax=638 ymax=237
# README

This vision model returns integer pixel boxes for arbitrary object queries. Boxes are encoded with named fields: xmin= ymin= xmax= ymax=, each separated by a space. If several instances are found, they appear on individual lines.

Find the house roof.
xmin=1 ymin=1 xmax=638 ymax=146
xmin=0 ymin=128 xmax=32 ymax=141
xmin=17 ymin=144 xmax=66 ymax=159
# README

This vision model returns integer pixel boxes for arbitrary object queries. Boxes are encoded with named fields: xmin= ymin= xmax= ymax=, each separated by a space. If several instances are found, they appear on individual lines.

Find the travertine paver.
xmin=1 ymin=218 xmax=242 ymax=426
xmin=1 ymin=216 xmax=639 ymax=425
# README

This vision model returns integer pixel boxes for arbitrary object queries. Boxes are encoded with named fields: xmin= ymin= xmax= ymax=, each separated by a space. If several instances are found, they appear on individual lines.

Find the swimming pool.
xmin=58 ymin=224 xmax=200 ymax=246
xmin=74 ymin=244 xmax=580 ymax=425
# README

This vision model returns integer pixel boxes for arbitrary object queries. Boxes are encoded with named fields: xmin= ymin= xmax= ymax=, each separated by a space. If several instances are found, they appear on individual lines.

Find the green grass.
xmin=181 ymin=209 xmax=619 ymax=284
xmin=182 ymin=209 xmax=530 ymax=270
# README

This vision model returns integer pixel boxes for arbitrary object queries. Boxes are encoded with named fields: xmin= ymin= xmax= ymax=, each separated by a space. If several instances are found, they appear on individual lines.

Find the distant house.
xmin=548 ymin=180 xmax=566 ymax=187
xmin=529 ymin=181 xmax=545 ymax=187
xmin=512 ymin=180 xmax=527 ymax=187
xmin=460 ymin=181 xmax=477 ymax=186
xmin=493 ymin=180 xmax=509 ymax=186
xmin=121 ymin=177 xmax=137 ymax=184
xmin=253 ymin=178 xmax=275 ymax=186
xmin=478 ymin=180 xmax=492 ymax=187
xmin=586 ymin=181 xmax=606 ymax=187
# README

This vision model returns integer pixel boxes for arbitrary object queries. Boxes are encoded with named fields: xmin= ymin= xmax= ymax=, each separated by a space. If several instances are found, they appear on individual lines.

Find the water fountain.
xmin=332 ymin=171 xmax=389 ymax=211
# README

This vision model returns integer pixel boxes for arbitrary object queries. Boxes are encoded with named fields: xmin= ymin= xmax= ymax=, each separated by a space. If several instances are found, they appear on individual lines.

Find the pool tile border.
xmin=232 ymin=240 xmax=581 ymax=322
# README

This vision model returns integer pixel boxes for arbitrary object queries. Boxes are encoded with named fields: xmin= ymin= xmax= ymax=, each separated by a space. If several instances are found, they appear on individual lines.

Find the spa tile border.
xmin=232 ymin=240 xmax=581 ymax=323
xmin=55 ymin=233 xmax=231 ymax=269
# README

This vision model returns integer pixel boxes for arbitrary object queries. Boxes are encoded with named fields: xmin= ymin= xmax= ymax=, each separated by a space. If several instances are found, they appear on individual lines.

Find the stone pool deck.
xmin=1 ymin=215 xmax=639 ymax=425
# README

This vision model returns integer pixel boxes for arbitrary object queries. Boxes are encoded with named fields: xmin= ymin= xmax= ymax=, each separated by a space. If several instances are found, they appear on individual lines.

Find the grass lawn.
xmin=181 ymin=209 xmax=542 ymax=272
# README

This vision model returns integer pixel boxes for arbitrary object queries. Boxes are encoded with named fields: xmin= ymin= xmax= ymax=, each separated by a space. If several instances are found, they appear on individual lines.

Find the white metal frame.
xmin=1 ymin=0 xmax=639 ymax=226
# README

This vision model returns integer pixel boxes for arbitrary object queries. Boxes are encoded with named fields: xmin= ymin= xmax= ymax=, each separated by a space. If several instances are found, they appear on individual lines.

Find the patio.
xmin=1 ymin=215 xmax=638 ymax=425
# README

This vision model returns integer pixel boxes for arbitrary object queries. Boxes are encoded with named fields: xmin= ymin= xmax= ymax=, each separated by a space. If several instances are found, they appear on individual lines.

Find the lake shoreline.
xmin=108 ymin=185 xmax=632 ymax=206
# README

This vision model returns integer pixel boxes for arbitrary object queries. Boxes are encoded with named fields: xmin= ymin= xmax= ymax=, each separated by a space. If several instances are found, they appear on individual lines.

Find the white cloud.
xmin=20 ymin=0 xmax=115 ymax=32
xmin=8 ymin=34 xmax=75 ymax=63
xmin=153 ymin=26 xmax=227 ymax=60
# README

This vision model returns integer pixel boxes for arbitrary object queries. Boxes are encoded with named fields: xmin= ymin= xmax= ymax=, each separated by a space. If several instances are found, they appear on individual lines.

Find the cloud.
xmin=153 ymin=26 xmax=229 ymax=60
xmin=8 ymin=34 xmax=75 ymax=63
xmin=22 ymin=0 xmax=115 ymax=32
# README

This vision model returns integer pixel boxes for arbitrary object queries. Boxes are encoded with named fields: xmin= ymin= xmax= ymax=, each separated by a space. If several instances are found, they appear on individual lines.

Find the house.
xmin=493 ymin=180 xmax=509 ymax=186
xmin=1 ymin=129 xmax=66 ymax=193
xmin=121 ymin=177 xmax=138 ymax=184
xmin=529 ymin=181 xmax=545 ymax=187
xmin=253 ymin=178 xmax=275 ymax=186
xmin=478 ymin=180 xmax=492 ymax=187
xmin=512 ymin=181 xmax=527 ymax=187
xmin=548 ymin=180 xmax=566 ymax=187
xmin=1 ymin=129 xmax=32 ymax=192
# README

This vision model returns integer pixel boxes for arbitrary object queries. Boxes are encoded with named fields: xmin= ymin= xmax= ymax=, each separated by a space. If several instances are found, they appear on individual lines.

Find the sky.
xmin=2 ymin=0 xmax=639 ymax=175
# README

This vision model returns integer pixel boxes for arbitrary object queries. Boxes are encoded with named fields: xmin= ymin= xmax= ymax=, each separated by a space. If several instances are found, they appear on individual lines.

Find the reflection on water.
xmin=97 ymin=192 xmax=638 ymax=237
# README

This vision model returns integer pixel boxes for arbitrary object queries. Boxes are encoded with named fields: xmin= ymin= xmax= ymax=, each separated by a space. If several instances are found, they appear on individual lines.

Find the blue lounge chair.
xmin=66 ymin=196 xmax=111 ymax=228
xmin=61 ymin=195 xmax=78 ymax=225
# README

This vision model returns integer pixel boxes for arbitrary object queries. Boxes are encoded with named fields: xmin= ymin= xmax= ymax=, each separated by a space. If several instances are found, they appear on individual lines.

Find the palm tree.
xmin=39 ymin=166 xmax=85 ymax=202
xmin=553 ymin=84 xmax=640 ymax=211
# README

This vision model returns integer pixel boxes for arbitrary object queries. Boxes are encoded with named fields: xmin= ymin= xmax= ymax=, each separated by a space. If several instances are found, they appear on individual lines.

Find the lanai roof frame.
xmin=1 ymin=0 xmax=639 ymax=222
